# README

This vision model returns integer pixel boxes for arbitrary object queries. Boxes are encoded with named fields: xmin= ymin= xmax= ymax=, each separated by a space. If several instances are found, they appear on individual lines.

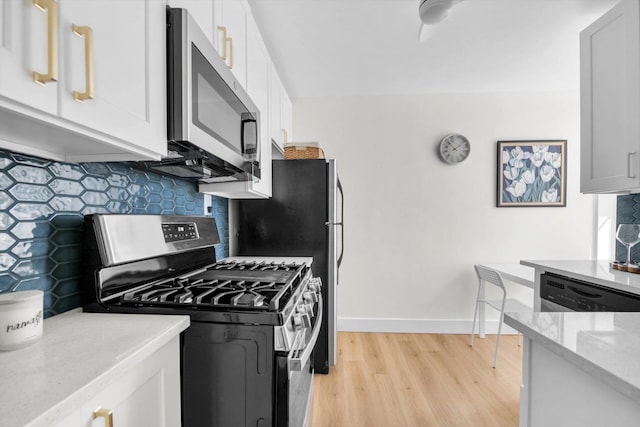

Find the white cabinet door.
xmin=48 ymin=336 xmax=181 ymax=427
xmin=200 ymin=11 xmax=271 ymax=198
xmin=269 ymin=66 xmax=293 ymax=153
xmin=523 ymin=337 xmax=640 ymax=427
xmin=169 ymin=0 xmax=215 ymax=43
xmin=58 ymin=0 xmax=166 ymax=158
xmin=270 ymin=67 xmax=284 ymax=150
xmin=580 ymin=0 xmax=640 ymax=193
xmin=80 ymin=336 xmax=181 ymax=427
xmin=244 ymin=12 xmax=271 ymax=197
xmin=0 ymin=0 xmax=166 ymax=162
xmin=215 ymin=0 xmax=247 ymax=87
xmin=0 ymin=0 xmax=58 ymax=114
xmin=282 ymin=86 xmax=293 ymax=144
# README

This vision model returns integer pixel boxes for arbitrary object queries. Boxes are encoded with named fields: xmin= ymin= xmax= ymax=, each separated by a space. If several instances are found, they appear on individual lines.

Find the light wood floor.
xmin=312 ymin=332 xmax=522 ymax=427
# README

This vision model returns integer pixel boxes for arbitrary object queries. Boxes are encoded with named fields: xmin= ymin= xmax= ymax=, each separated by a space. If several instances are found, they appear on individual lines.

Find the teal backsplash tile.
xmin=0 ymin=149 xmax=229 ymax=317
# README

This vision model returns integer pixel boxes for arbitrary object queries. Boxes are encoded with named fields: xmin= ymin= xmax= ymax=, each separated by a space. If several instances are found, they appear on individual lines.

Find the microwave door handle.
xmin=240 ymin=113 xmax=258 ymax=158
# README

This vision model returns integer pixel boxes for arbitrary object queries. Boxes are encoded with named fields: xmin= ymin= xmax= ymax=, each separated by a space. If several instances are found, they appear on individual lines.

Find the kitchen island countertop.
xmin=0 ymin=309 xmax=189 ymax=427
xmin=521 ymin=259 xmax=640 ymax=295
xmin=505 ymin=311 xmax=640 ymax=405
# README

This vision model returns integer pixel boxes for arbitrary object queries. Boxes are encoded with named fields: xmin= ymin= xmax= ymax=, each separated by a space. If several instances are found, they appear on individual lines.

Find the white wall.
xmin=294 ymin=90 xmax=594 ymax=333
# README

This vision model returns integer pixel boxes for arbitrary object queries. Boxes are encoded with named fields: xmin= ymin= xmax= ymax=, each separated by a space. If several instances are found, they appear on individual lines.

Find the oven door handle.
xmin=289 ymin=295 xmax=323 ymax=372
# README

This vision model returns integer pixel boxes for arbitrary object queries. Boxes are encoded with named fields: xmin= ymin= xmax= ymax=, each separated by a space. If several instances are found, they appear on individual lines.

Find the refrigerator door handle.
xmin=325 ymin=178 xmax=344 ymax=268
xmin=336 ymin=178 xmax=344 ymax=268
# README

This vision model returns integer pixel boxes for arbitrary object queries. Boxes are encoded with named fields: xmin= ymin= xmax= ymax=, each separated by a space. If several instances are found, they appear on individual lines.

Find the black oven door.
xmin=275 ymin=296 xmax=323 ymax=427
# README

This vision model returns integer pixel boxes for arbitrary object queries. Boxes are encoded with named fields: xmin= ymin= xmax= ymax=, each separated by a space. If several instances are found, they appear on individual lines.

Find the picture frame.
xmin=497 ymin=140 xmax=567 ymax=207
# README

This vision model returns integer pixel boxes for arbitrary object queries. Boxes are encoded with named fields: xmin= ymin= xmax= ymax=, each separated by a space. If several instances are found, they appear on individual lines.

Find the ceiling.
xmin=247 ymin=0 xmax=619 ymax=99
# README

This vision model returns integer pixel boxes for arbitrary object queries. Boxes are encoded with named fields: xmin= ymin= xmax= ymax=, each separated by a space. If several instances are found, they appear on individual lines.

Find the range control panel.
xmin=162 ymin=223 xmax=198 ymax=243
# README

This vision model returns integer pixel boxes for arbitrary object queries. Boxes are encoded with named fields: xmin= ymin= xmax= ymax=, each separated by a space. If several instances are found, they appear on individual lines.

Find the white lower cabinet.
xmin=521 ymin=337 xmax=640 ymax=427
xmin=51 ymin=336 xmax=181 ymax=427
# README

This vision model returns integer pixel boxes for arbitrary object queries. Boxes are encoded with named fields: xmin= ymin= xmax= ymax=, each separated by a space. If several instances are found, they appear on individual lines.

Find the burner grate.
xmin=119 ymin=261 xmax=308 ymax=312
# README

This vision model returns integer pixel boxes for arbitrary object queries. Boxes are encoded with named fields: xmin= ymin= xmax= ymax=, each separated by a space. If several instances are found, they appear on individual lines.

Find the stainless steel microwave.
xmin=138 ymin=7 xmax=260 ymax=183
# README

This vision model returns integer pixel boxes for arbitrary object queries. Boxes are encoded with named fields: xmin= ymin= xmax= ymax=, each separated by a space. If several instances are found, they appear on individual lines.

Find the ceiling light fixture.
xmin=419 ymin=0 xmax=453 ymax=25
xmin=418 ymin=0 xmax=464 ymax=42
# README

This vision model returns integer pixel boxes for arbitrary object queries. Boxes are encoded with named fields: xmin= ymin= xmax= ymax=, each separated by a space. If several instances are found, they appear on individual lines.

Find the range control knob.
xmin=300 ymin=313 xmax=312 ymax=328
xmin=292 ymin=314 xmax=304 ymax=330
xmin=303 ymin=292 xmax=318 ymax=304
xmin=308 ymin=278 xmax=322 ymax=292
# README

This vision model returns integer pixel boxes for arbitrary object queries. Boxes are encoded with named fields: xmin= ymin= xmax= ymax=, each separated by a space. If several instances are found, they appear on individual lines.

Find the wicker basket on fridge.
xmin=284 ymin=142 xmax=325 ymax=159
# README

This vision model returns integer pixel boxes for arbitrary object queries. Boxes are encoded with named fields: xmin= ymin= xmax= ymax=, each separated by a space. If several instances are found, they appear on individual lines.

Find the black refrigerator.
xmin=237 ymin=159 xmax=343 ymax=374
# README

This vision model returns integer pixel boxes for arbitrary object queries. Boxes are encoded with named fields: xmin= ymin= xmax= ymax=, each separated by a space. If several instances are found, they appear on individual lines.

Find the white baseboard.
xmin=337 ymin=317 xmax=519 ymax=335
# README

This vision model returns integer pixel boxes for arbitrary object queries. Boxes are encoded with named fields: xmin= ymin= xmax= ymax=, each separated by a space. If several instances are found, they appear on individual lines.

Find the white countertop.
xmin=522 ymin=260 xmax=640 ymax=295
xmin=505 ymin=311 xmax=640 ymax=404
xmin=0 ymin=310 xmax=189 ymax=427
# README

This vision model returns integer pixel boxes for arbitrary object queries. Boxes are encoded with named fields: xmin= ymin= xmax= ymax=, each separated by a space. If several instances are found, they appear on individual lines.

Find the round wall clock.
xmin=439 ymin=133 xmax=470 ymax=164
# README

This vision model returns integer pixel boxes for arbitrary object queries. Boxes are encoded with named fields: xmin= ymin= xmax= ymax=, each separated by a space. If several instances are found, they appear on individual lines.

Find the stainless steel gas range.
xmin=81 ymin=214 xmax=322 ymax=427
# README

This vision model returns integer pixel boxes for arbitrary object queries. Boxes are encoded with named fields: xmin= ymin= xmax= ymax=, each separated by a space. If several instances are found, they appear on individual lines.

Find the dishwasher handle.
xmin=568 ymin=286 xmax=602 ymax=299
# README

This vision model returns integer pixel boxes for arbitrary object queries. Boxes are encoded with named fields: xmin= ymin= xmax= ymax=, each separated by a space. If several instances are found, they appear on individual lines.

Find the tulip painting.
xmin=497 ymin=140 xmax=567 ymax=207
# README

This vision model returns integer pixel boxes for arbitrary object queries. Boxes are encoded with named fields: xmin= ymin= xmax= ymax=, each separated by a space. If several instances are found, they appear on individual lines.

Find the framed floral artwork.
xmin=497 ymin=140 xmax=567 ymax=207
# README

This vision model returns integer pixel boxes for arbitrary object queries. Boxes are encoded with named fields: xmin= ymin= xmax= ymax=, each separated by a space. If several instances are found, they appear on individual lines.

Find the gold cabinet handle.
xmin=217 ymin=26 xmax=228 ymax=60
xmin=32 ymin=0 xmax=58 ymax=84
xmin=92 ymin=407 xmax=113 ymax=427
xmin=226 ymin=36 xmax=233 ymax=69
xmin=282 ymin=129 xmax=288 ymax=144
xmin=72 ymin=24 xmax=94 ymax=102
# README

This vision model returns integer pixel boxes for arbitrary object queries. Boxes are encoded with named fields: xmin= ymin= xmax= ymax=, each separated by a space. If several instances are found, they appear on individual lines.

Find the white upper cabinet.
xmin=243 ymin=11 xmax=272 ymax=197
xmin=581 ymin=0 xmax=640 ymax=193
xmin=214 ymin=0 xmax=247 ymax=87
xmin=168 ymin=0 xmax=215 ymax=43
xmin=270 ymin=66 xmax=293 ymax=153
xmin=270 ymin=67 xmax=283 ymax=149
xmin=0 ymin=0 xmax=167 ymax=163
xmin=0 ymin=0 xmax=58 ymax=115
xmin=200 ymin=8 xmax=272 ymax=198
xmin=282 ymin=83 xmax=293 ymax=145
xmin=58 ymin=0 xmax=166 ymax=157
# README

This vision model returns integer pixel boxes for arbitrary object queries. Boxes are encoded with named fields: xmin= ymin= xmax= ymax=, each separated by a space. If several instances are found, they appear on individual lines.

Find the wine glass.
xmin=616 ymin=224 xmax=640 ymax=266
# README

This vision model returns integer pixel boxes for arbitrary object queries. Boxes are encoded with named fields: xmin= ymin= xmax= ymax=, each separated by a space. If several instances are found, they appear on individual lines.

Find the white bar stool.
xmin=470 ymin=264 xmax=532 ymax=367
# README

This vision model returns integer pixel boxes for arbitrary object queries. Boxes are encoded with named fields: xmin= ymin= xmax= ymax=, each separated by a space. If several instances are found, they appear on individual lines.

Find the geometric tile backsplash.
xmin=0 ymin=149 xmax=228 ymax=318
